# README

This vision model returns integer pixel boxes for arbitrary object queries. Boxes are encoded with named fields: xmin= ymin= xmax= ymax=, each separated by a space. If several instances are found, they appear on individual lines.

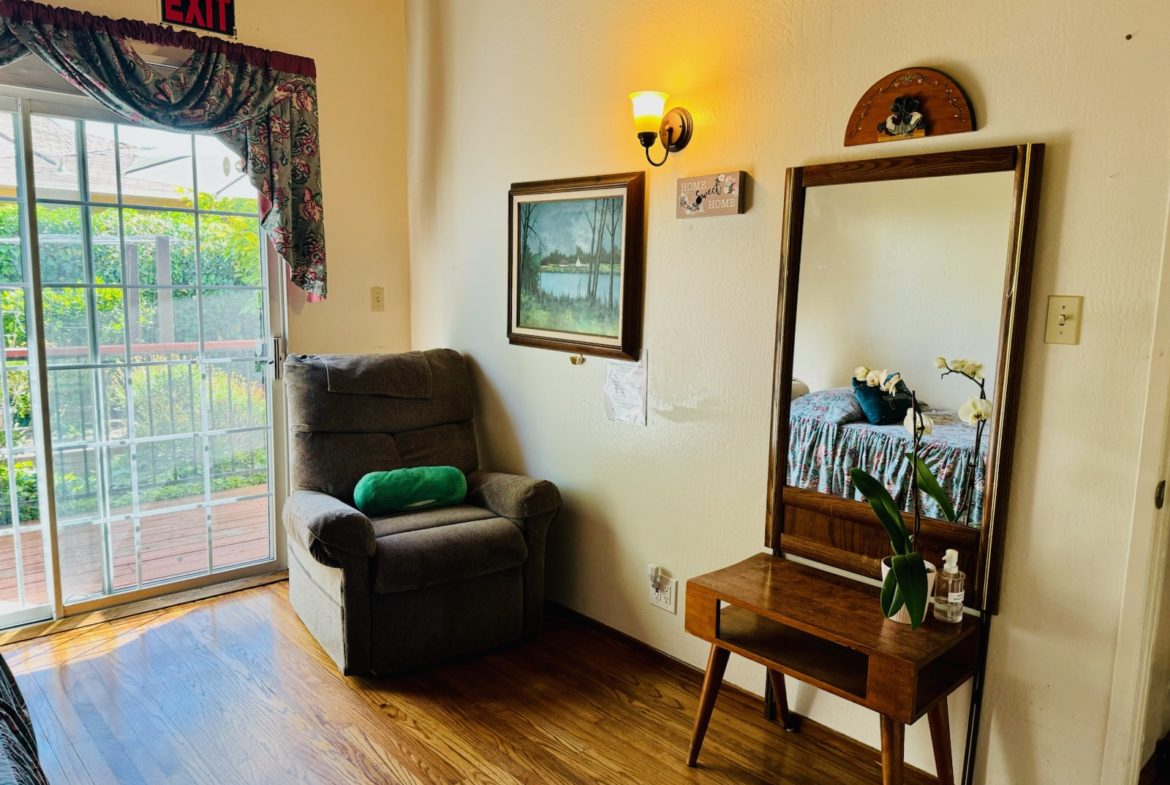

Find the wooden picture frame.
xmin=508 ymin=172 xmax=645 ymax=360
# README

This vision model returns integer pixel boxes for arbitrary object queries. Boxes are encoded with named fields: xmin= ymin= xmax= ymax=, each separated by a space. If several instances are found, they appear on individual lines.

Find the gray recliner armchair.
xmin=282 ymin=349 xmax=561 ymax=675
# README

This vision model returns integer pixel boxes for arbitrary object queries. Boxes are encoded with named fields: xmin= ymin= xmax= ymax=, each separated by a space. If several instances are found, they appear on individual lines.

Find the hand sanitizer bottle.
xmin=933 ymin=549 xmax=965 ymax=624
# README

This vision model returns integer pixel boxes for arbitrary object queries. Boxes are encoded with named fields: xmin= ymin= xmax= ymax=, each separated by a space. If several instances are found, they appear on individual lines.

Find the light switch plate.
xmin=1045 ymin=295 xmax=1083 ymax=345
xmin=371 ymin=286 xmax=385 ymax=312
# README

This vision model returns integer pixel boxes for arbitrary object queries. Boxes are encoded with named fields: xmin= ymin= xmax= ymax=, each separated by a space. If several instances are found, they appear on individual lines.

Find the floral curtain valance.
xmin=0 ymin=0 xmax=327 ymax=298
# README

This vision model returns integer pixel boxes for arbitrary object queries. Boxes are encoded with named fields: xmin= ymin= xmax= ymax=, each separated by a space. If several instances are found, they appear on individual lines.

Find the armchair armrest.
xmin=283 ymin=490 xmax=376 ymax=562
xmin=466 ymin=470 xmax=561 ymax=520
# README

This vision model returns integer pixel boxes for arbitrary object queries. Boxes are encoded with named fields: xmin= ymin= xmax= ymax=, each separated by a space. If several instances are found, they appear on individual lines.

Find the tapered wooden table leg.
xmin=927 ymin=700 xmax=955 ymax=785
xmin=687 ymin=644 xmax=730 ymax=767
xmin=766 ymin=669 xmax=796 ymax=731
xmin=880 ymin=715 xmax=905 ymax=785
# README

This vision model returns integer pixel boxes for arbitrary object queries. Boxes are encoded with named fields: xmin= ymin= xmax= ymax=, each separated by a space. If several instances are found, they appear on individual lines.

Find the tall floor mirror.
xmin=684 ymin=144 xmax=1045 ymax=785
xmin=769 ymin=145 xmax=1044 ymax=613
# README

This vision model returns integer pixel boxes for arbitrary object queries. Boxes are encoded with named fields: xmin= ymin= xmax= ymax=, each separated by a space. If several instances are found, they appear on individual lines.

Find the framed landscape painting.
xmin=508 ymin=172 xmax=645 ymax=360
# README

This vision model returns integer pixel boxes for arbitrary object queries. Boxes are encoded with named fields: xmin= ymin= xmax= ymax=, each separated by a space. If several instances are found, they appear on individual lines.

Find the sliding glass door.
xmin=0 ymin=95 xmax=282 ymax=626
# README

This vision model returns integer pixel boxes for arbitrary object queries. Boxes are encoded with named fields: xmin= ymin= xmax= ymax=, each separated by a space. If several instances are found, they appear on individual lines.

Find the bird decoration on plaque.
xmin=878 ymin=96 xmax=926 ymax=140
xmin=844 ymin=67 xmax=974 ymax=147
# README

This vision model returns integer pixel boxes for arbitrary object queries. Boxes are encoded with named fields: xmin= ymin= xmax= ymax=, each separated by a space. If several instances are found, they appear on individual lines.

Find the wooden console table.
xmin=685 ymin=554 xmax=980 ymax=785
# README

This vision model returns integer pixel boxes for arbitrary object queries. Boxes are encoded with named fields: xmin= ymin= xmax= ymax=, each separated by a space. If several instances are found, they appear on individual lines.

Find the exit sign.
xmin=161 ymin=0 xmax=236 ymax=36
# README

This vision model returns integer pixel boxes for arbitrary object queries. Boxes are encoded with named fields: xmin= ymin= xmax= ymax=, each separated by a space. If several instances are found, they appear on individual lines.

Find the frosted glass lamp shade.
xmin=629 ymin=91 xmax=668 ymax=135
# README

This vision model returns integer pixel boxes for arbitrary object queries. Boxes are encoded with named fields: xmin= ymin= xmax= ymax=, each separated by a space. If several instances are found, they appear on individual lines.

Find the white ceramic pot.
xmin=880 ymin=557 xmax=937 ymax=625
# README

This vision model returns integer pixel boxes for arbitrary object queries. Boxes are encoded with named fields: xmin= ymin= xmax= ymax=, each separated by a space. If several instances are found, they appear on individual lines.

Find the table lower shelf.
xmin=719 ymin=605 xmax=869 ymax=700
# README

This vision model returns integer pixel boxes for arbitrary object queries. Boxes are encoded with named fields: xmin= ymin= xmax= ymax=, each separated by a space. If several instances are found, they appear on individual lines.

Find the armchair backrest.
xmin=284 ymin=349 xmax=478 ymax=502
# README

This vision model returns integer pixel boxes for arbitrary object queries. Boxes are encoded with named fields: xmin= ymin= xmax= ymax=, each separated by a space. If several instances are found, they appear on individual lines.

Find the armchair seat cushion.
xmin=373 ymin=516 xmax=527 ymax=595
xmin=371 ymin=504 xmax=496 ymax=538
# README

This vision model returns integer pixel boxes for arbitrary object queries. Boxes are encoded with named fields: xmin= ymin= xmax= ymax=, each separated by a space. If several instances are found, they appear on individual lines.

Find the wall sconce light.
xmin=629 ymin=91 xmax=693 ymax=167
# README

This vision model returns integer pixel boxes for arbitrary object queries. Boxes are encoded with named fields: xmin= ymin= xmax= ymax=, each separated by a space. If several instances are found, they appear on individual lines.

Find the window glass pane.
xmin=30 ymin=115 xmax=80 ymax=201
xmin=210 ymin=430 xmax=267 ymax=495
xmin=195 ymin=135 xmax=256 ymax=215
xmin=0 ymin=202 xmax=22 ymax=284
xmin=211 ymin=495 xmax=270 ymax=571
xmin=141 ymin=508 xmax=207 ymax=584
xmin=0 ymin=113 xmax=18 ymax=199
xmin=36 ymin=205 xmax=85 ymax=283
xmin=109 ymin=518 xmax=135 ymax=591
xmin=47 ymin=369 xmax=95 ymax=446
xmin=200 ymin=214 xmax=261 ymax=287
xmin=136 ymin=435 xmax=203 ymax=510
xmin=1 ymin=287 xmax=28 ymax=363
xmin=42 ymin=286 xmax=91 ymax=365
xmin=9 ymin=458 xmax=37 ymax=527
xmin=201 ymin=288 xmax=264 ymax=347
xmin=95 ymin=287 xmax=126 ymax=364
xmin=83 ymin=121 xmax=119 ymax=204
xmin=129 ymin=287 xmax=199 ymax=362
xmin=106 ymin=445 xmax=132 ymax=517
xmin=90 ymin=206 xmax=122 ymax=284
xmin=52 ymin=445 xmax=99 ymax=522
xmin=207 ymin=362 xmax=267 ymax=431
xmin=58 ymin=520 xmax=103 ymax=601
xmin=122 ymin=209 xmax=195 ymax=285
xmin=117 ymin=126 xmax=193 ymax=207
xmin=5 ymin=367 xmax=33 ymax=452
xmin=5 ymin=529 xmax=46 ymax=607
xmin=130 ymin=362 xmax=201 ymax=439
xmin=100 ymin=368 xmax=128 ymax=441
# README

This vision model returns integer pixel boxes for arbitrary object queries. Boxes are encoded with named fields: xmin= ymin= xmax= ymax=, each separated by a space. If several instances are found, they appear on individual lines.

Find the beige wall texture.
xmin=40 ymin=0 xmax=412 ymax=356
xmin=406 ymin=1 xmax=1170 ymax=782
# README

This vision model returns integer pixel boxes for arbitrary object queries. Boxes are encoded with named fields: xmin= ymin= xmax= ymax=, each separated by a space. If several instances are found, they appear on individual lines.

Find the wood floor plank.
xmin=2 ymin=582 xmax=936 ymax=785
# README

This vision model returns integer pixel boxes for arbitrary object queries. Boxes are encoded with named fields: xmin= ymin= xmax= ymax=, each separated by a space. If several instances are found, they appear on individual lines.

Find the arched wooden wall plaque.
xmin=844 ymin=67 xmax=975 ymax=147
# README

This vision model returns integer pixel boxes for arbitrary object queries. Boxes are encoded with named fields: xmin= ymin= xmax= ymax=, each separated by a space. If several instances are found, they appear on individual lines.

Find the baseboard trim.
xmin=0 ymin=571 xmax=289 ymax=647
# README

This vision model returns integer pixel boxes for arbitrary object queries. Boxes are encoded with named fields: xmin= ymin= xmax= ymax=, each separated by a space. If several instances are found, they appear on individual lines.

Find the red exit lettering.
xmin=161 ymin=0 xmax=235 ymax=35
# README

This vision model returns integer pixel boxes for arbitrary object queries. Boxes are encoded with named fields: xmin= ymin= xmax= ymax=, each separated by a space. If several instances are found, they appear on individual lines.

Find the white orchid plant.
xmin=936 ymin=356 xmax=992 ymax=523
xmin=849 ymin=387 xmax=958 ymax=629
xmin=847 ymin=359 xmax=991 ymax=627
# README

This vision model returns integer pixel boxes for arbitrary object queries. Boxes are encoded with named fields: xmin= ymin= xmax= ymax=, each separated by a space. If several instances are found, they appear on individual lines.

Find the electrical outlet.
xmin=371 ymin=286 xmax=386 ymax=312
xmin=649 ymin=577 xmax=678 ymax=614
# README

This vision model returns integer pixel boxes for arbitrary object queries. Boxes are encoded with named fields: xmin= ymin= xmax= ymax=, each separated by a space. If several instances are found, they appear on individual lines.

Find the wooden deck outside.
xmin=0 ymin=486 xmax=271 ymax=614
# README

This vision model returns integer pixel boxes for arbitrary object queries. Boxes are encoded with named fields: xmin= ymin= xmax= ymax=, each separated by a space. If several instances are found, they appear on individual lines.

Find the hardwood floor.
xmin=1 ymin=583 xmax=935 ymax=785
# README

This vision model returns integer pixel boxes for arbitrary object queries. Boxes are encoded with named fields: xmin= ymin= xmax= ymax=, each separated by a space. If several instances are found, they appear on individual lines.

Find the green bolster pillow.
xmin=353 ymin=466 xmax=467 ymax=517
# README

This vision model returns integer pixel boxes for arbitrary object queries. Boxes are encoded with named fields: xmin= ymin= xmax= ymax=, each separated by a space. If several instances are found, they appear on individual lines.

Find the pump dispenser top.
xmin=943 ymin=548 xmax=959 ymax=574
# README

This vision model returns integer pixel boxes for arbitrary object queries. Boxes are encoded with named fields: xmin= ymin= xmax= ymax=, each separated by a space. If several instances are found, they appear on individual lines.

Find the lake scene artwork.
xmin=515 ymin=194 xmax=625 ymax=339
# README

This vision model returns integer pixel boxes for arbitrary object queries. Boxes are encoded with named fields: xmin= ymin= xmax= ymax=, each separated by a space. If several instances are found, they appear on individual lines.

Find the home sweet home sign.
xmin=161 ymin=0 xmax=236 ymax=36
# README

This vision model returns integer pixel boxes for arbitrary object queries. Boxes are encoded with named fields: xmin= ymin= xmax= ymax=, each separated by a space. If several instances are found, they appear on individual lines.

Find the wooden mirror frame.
xmin=766 ymin=144 xmax=1045 ymax=614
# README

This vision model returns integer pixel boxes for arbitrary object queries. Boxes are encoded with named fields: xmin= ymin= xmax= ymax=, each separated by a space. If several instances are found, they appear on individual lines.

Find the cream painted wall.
xmin=39 ymin=0 xmax=412 ymax=356
xmin=406 ymin=1 xmax=1170 ymax=783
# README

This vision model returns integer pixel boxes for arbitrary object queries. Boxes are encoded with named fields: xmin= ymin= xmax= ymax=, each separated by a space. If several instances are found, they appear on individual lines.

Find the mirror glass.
xmin=788 ymin=170 xmax=1015 ymax=528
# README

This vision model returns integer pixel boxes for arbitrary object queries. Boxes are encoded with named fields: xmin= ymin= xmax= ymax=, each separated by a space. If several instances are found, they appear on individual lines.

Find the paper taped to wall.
xmin=604 ymin=351 xmax=648 ymax=426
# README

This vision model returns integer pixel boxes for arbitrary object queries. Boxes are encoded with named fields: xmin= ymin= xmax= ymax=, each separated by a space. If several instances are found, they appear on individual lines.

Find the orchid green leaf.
xmin=908 ymin=453 xmax=958 ymax=522
xmin=850 ymin=468 xmax=911 ymax=555
xmin=890 ymin=552 xmax=929 ymax=629
xmin=880 ymin=569 xmax=905 ymax=618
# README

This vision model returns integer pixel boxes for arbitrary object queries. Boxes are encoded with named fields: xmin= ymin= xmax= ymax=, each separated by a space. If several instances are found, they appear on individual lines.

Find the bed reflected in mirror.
xmin=788 ymin=169 xmax=1016 ymax=528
